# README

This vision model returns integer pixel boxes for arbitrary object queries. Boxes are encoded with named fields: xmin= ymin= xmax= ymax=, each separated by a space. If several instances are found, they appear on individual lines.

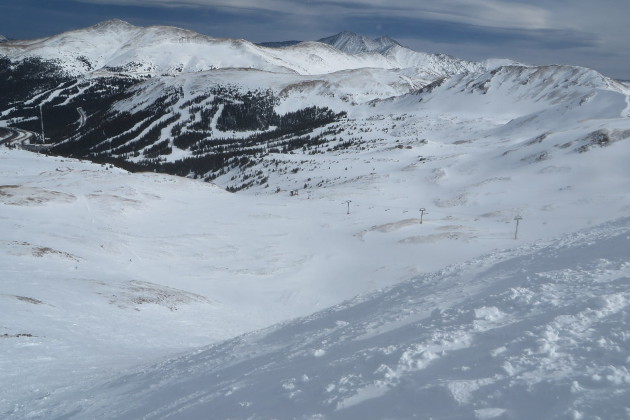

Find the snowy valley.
xmin=1 ymin=20 xmax=630 ymax=419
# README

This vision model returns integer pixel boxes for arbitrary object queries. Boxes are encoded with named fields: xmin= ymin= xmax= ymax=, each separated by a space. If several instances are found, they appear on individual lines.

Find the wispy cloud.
xmin=75 ymin=0 xmax=551 ymax=30
xmin=321 ymin=0 xmax=550 ymax=29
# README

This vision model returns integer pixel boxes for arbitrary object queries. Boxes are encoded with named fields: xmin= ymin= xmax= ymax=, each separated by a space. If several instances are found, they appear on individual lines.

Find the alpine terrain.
xmin=1 ymin=19 xmax=629 ymax=419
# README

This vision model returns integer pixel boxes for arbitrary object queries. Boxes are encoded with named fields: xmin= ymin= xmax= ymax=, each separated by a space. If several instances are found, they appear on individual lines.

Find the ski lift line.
xmin=324 ymin=198 xmax=609 ymax=221
xmin=346 ymin=200 xmax=482 ymax=217
xmin=345 ymin=200 xmax=477 ymax=217
xmin=345 ymin=200 xmax=476 ymax=216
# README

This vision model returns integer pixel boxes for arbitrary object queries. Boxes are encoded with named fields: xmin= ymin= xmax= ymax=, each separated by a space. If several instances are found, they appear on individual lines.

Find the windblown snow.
xmin=1 ymin=19 xmax=630 ymax=420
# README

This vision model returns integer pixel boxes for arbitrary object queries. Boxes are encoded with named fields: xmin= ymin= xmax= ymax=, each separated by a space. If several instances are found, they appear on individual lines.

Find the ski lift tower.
xmin=514 ymin=215 xmax=523 ymax=240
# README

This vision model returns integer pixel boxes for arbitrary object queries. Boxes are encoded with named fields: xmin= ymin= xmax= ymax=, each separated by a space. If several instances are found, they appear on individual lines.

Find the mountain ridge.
xmin=0 ymin=20 xmax=484 ymax=79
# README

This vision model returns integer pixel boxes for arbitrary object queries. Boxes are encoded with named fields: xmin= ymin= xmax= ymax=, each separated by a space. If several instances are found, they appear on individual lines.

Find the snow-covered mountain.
xmin=0 ymin=20 xmax=491 ymax=186
xmin=408 ymin=64 xmax=630 ymax=125
xmin=5 ymin=59 xmax=625 ymax=192
xmin=2 ymin=19 xmax=630 ymax=419
xmin=0 ymin=35 xmax=8 ymax=43
xmin=1 ymin=20 xmax=629 ymax=196
xmin=0 ymin=20 xmax=481 ymax=79
xmin=318 ymin=30 xmax=489 ymax=80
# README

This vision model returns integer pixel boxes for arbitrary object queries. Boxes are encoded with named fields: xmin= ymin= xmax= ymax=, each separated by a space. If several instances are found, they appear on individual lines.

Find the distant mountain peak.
xmin=74 ymin=19 xmax=139 ymax=36
xmin=318 ymin=31 xmax=402 ymax=54
xmin=91 ymin=19 xmax=135 ymax=29
xmin=0 ymin=35 xmax=8 ymax=43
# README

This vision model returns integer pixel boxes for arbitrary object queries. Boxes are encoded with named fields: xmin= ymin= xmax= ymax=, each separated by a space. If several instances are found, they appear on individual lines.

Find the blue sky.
xmin=1 ymin=0 xmax=629 ymax=79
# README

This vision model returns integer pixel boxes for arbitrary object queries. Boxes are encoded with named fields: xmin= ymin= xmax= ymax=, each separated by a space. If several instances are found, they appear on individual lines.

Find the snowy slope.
xmin=29 ymin=216 xmax=630 ymax=419
xmin=0 ymin=145 xmax=543 ymax=418
xmin=3 ymin=70 xmax=630 ymax=415
xmin=406 ymin=64 xmax=630 ymax=124
xmin=216 ymin=61 xmax=630 ymax=233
